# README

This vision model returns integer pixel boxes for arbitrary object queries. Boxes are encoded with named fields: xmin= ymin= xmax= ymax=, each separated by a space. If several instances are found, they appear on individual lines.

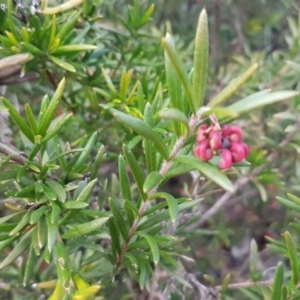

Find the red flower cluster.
xmin=194 ymin=124 xmax=249 ymax=170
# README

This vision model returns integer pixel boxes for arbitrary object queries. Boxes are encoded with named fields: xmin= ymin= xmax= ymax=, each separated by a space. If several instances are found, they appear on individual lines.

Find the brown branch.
xmin=0 ymin=144 xmax=26 ymax=165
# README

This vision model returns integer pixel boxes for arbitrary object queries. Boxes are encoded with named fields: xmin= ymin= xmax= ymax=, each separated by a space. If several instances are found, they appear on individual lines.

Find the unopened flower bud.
xmin=196 ymin=124 xmax=209 ymax=143
xmin=240 ymin=142 xmax=249 ymax=158
xmin=194 ymin=140 xmax=213 ymax=161
xmin=219 ymin=149 xmax=232 ymax=170
xmin=209 ymin=130 xmax=222 ymax=150
xmin=228 ymin=125 xmax=243 ymax=142
xmin=230 ymin=142 xmax=246 ymax=162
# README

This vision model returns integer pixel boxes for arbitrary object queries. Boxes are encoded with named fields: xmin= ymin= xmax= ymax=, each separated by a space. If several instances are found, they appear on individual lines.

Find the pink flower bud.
xmin=196 ymin=124 xmax=209 ymax=143
xmin=230 ymin=142 xmax=246 ymax=162
xmin=221 ymin=124 xmax=231 ymax=137
xmin=241 ymin=142 xmax=249 ymax=158
xmin=194 ymin=140 xmax=213 ymax=161
xmin=219 ymin=149 xmax=232 ymax=170
xmin=209 ymin=130 xmax=222 ymax=150
xmin=228 ymin=125 xmax=243 ymax=142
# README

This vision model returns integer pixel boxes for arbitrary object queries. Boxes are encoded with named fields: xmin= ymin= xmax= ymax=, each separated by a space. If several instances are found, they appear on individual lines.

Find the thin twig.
xmin=215 ymin=279 xmax=273 ymax=291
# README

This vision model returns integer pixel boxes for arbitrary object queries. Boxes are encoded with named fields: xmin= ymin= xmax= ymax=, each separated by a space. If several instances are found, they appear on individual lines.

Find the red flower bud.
xmin=221 ymin=124 xmax=231 ymax=137
xmin=219 ymin=149 xmax=232 ymax=170
xmin=194 ymin=140 xmax=213 ymax=161
xmin=228 ymin=125 xmax=243 ymax=142
xmin=209 ymin=130 xmax=222 ymax=150
xmin=196 ymin=124 xmax=209 ymax=143
xmin=230 ymin=142 xmax=246 ymax=162
xmin=241 ymin=142 xmax=249 ymax=158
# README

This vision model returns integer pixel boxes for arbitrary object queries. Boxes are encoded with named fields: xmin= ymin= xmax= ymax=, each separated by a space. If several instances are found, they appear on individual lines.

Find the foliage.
xmin=1 ymin=0 xmax=300 ymax=299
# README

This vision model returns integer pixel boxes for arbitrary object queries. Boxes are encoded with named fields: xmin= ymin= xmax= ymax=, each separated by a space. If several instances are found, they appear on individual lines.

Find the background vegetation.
xmin=1 ymin=0 xmax=300 ymax=299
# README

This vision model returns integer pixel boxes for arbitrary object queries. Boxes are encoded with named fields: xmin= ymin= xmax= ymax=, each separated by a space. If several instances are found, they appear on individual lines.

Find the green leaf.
xmin=62 ymin=202 xmax=89 ymax=209
xmin=91 ymin=144 xmax=105 ymax=180
xmin=162 ymin=33 xmax=196 ymax=114
xmin=21 ymin=42 xmax=44 ymax=55
xmin=75 ymin=179 xmax=98 ymax=202
xmin=51 ymin=202 xmax=61 ymax=224
xmin=284 ymin=231 xmax=299 ymax=285
xmin=42 ymin=113 xmax=73 ymax=143
xmin=276 ymin=196 xmax=300 ymax=213
xmin=138 ymin=259 xmax=147 ymax=289
xmin=56 ymin=11 xmax=81 ymax=41
xmin=138 ymin=198 xmax=202 ymax=230
xmin=0 ymin=212 xmax=23 ymax=225
xmin=111 ymin=109 xmax=169 ymax=160
xmin=158 ymin=108 xmax=189 ymax=134
xmin=174 ymin=156 xmax=233 ymax=191
xmin=271 ymin=262 xmax=284 ymax=300
xmin=72 ymin=285 xmax=101 ymax=299
xmin=53 ymin=44 xmax=97 ymax=55
xmin=49 ymin=55 xmax=76 ymax=72
xmin=227 ymin=91 xmax=299 ymax=114
xmin=118 ymin=155 xmax=132 ymax=201
xmin=109 ymin=198 xmax=128 ymax=241
xmin=153 ymin=192 xmax=178 ymax=222
xmin=135 ymin=231 xmax=160 ymax=264
xmin=30 ymin=206 xmax=48 ymax=224
xmin=123 ymin=145 xmax=146 ymax=199
xmin=0 ymin=229 xmax=32 ymax=269
xmin=124 ymin=200 xmax=139 ymax=216
xmin=74 ymin=132 xmax=98 ymax=170
xmin=54 ymin=242 xmax=71 ymax=289
xmin=25 ymin=104 xmax=38 ymax=135
xmin=38 ymin=78 xmax=66 ymax=136
xmin=45 ymin=179 xmax=67 ymax=202
xmin=2 ymin=98 xmax=34 ymax=143
xmin=221 ymin=274 xmax=231 ymax=299
xmin=9 ymin=210 xmax=32 ymax=236
xmin=193 ymin=9 xmax=209 ymax=108
xmin=61 ymin=217 xmax=109 ymax=239
xmin=209 ymin=63 xmax=259 ymax=108
xmin=23 ymin=244 xmax=35 ymax=286
xmin=143 ymin=171 xmax=164 ymax=193
xmin=164 ymin=35 xmax=183 ymax=136
xmin=108 ymin=217 xmax=121 ymax=255
xmin=46 ymin=212 xmax=59 ymax=253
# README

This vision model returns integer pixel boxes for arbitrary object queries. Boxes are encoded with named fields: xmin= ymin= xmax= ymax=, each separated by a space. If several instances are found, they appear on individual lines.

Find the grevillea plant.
xmin=0 ymin=1 xmax=299 ymax=299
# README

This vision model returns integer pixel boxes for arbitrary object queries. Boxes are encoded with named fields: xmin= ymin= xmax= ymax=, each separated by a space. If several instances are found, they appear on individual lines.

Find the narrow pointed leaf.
xmin=38 ymin=78 xmax=66 ymax=136
xmin=175 ymin=156 xmax=233 ymax=191
xmin=62 ymin=201 xmax=89 ymax=209
xmin=45 ymin=179 xmax=67 ymax=202
xmin=209 ymin=63 xmax=259 ymax=108
xmin=143 ymin=171 xmax=164 ymax=193
xmin=109 ymin=198 xmax=128 ymax=241
xmin=123 ymin=145 xmax=146 ymax=200
xmin=135 ymin=231 xmax=160 ymax=264
xmin=108 ymin=217 xmax=121 ymax=254
xmin=158 ymin=108 xmax=189 ymax=133
xmin=111 ymin=109 xmax=169 ymax=160
xmin=193 ymin=9 xmax=209 ymax=108
xmin=271 ymin=262 xmax=284 ymax=300
xmin=75 ymin=179 xmax=98 ymax=202
xmin=25 ymin=104 xmax=38 ymax=134
xmin=30 ymin=206 xmax=48 ymax=224
xmin=227 ymin=91 xmax=299 ymax=114
xmin=0 ymin=229 xmax=32 ymax=269
xmin=162 ymin=34 xmax=196 ymax=114
xmin=2 ymin=98 xmax=34 ymax=142
xmin=42 ymin=113 xmax=73 ymax=143
xmin=74 ymin=132 xmax=98 ymax=170
xmin=49 ymin=55 xmax=76 ymax=72
xmin=118 ymin=155 xmax=132 ymax=201
xmin=61 ymin=217 xmax=109 ymax=239
xmin=46 ymin=212 xmax=59 ymax=253
xmin=153 ymin=192 xmax=179 ymax=222
xmin=284 ymin=231 xmax=299 ymax=285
